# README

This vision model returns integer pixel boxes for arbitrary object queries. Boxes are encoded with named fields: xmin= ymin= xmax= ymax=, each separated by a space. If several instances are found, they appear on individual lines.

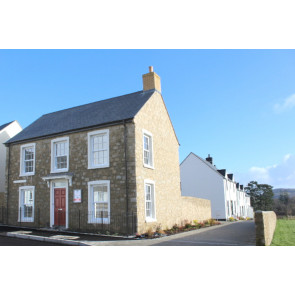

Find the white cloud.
xmin=236 ymin=154 xmax=295 ymax=188
xmin=274 ymin=94 xmax=295 ymax=113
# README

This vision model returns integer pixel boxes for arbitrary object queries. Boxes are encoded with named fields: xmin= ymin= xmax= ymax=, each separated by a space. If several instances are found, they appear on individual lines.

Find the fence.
xmin=0 ymin=206 xmax=137 ymax=236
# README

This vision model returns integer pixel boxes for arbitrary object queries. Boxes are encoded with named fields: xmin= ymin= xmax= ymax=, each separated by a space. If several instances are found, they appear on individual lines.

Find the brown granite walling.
xmin=4 ymin=68 xmax=211 ymax=235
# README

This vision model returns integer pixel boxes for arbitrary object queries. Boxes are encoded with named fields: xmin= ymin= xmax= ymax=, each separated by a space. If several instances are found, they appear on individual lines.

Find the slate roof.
xmin=0 ymin=121 xmax=13 ymax=132
xmin=6 ymin=90 xmax=155 ymax=144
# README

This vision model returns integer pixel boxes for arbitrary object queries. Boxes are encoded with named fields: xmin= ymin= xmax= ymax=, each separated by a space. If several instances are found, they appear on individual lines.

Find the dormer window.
xmin=51 ymin=137 xmax=69 ymax=173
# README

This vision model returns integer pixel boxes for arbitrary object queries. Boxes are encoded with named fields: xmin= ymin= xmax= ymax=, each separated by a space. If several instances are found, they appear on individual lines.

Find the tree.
xmin=245 ymin=181 xmax=274 ymax=211
xmin=279 ymin=191 xmax=290 ymax=215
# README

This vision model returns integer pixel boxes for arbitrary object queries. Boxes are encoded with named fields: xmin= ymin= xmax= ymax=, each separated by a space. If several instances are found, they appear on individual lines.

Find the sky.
xmin=0 ymin=49 xmax=294 ymax=189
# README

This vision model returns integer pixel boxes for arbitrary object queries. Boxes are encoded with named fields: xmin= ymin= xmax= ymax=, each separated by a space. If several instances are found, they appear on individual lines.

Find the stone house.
xmin=180 ymin=152 xmax=253 ymax=220
xmin=0 ymin=121 xmax=22 ymax=207
xmin=4 ymin=68 xmax=211 ymax=234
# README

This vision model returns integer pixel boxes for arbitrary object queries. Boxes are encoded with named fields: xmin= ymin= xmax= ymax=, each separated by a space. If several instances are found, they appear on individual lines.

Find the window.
xmin=20 ymin=143 xmax=35 ymax=176
xmin=143 ymin=130 xmax=153 ymax=168
xmin=144 ymin=180 xmax=156 ymax=221
xmin=88 ymin=130 xmax=109 ymax=169
xmin=51 ymin=137 xmax=69 ymax=173
xmin=88 ymin=180 xmax=110 ymax=224
xmin=19 ymin=186 xmax=34 ymax=222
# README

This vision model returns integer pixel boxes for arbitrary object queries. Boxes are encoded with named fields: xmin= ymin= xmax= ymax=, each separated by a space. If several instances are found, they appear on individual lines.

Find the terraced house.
xmin=180 ymin=152 xmax=253 ymax=220
xmin=4 ymin=68 xmax=211 ymax=235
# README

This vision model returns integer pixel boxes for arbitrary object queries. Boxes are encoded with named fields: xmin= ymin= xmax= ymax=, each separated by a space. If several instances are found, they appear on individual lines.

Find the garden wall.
xmin=255 ymin=211 xmax=277 ymax=246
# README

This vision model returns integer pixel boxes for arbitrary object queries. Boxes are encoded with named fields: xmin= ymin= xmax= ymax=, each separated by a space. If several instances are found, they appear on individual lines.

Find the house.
xmin=4 ymin=67 xmax=211 ymax=235
xmin=180 ymin=152 xmax=253 ymax=220
xmin=0 ymin=121 xmax=22 ymax=207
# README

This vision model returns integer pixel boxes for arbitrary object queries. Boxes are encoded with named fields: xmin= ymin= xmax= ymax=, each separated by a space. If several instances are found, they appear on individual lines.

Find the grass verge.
xmin=271 ymin=219 xmax=295 ymax=246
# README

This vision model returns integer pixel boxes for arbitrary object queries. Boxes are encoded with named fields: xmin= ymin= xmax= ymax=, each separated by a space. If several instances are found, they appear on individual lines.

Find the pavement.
xmin=0 ymin=221 xmax=255 ymax=246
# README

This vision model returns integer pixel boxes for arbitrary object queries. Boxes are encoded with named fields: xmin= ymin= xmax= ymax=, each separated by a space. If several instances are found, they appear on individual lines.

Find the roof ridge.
xmin=42 ymin=90 xmax=150 ymax=117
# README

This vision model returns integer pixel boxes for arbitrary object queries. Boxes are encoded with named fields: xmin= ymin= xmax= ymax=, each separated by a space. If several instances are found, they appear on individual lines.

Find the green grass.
xmin=271 ymin=219 xmax=295 ymax=246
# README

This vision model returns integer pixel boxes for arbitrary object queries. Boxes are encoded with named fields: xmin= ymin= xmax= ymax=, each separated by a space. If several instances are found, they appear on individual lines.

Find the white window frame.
xmin=144 ymin=179 xmax=156 ymax=222
xmin=18 ymin=186 xmax=35 ymax=222
xmin=51 ymin=137 xmax=69 ymax=173
xmin=142 ymin=129 xmax=154 ymax=169
xmin=20 ymin=143 xmax=36 ymax=176
xmin=88 ymin=129 xmax=110 ymax=169
xmin=88 ymin=180 xmax=110 ymax=224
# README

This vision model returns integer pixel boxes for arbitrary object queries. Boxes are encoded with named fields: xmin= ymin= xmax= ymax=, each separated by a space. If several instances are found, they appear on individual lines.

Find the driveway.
xmin=152 ymin=220 xmax=256 ymax=246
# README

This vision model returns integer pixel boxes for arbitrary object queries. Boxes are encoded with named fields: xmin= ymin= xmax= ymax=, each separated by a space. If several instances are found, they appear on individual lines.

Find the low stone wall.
xmin=180 ymin=196 xmax=211 ymax=223
xmin=0 ymin=192 xmax=4 ymax=207
xmin=255 ymin=211 xmax=277 ymax=246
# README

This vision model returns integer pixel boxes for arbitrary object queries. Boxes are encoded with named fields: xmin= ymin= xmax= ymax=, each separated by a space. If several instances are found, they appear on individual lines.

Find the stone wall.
xmin=134 ymin=91 xmax=212 ymax=233
xmin=180 ymin=196 xmax=211 ymax=223
xmin=6 ymin=123 xmax=137 ymax=234
xmin=255 ymin=211 xmax=277 ymax=246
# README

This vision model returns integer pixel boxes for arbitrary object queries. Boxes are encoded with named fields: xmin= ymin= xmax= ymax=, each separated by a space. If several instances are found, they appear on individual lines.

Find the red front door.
xmin=54 ymin=188 xmax=66 ymax=226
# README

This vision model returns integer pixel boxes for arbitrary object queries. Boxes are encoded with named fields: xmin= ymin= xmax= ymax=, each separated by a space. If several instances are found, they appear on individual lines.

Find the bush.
xmin=229 ymin=217 xmax=235 ymax=222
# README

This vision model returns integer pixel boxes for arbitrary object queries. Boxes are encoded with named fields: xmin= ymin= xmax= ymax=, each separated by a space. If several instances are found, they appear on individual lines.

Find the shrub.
xmin=193 ymin=220 xmax=199 ymax=226
xmin=185 ymin=222 xmax=192 ymax=229
xmin=146 ymin=227 xmax=154 ymax=238
xmin=239 ymin=216 xmax=245 ymax=220
xmin=198 ymin=222 xmax=205 ymax=228
xmin=229 ymin=217 xmax=235 ymax=222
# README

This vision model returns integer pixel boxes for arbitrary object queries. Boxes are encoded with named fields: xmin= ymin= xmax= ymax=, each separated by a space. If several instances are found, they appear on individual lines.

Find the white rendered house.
xmin=180 ymin=152 xmax=253 ymax=220
xmin=0 ymin=121 xmax=22 ymax=194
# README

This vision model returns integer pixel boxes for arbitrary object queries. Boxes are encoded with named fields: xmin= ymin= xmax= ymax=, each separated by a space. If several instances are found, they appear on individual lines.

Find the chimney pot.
xmin=142 ymin=66 xmax=161 ymax=92
xmin=206 ymin=154 xmax=213 ymax=165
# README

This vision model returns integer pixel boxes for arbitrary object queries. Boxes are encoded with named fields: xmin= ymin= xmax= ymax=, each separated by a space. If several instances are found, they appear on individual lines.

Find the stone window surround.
xmin=19 ymin=143 xmax=36 ymax=177
xmin=50 ymin=136 xmax=69 ymax=173
xmin=144 ymin=179 xmax=156 ymax=222
xmin=87 ymin=129 xmax=110 ymax=169
xmin=18 ymin=186 xmax=35 ymax=222
xmin=142 ymin=129 xmax=154 ymax=169
xmin=87 ymin=180 xmax=110 ymax=224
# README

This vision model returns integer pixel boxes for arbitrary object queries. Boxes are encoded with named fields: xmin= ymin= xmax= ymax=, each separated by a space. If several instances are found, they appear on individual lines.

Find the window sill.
xmin=88 ymin=164 xmax=110 ymax=170
xmin=18 ymin=219 xmax=34 ymax=223
xmin=88 ymin=219 xmax=110 ymax=224
xmin=145 ymin=218 xmax=157 ymax=223
xmin=50 ymin=168 xmax=69 ymax=174
xmin=19 ymin=173 xmax=35 ymax=177
xmin=143 ymin=164 xmax=154 ymax=170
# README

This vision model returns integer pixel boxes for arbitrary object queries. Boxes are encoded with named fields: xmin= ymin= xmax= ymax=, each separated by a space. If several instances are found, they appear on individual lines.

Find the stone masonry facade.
xmin=5 ymin=88 xmax=211 ymax=235
xmin=134 ymin=91 xmax=211 ymax=234
xmin=6 ymin=123 xmax=137 ymax=234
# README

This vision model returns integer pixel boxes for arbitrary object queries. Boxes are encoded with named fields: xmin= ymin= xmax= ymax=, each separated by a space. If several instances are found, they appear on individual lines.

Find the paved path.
xmin=0 ymin=235 xmax=68 ymax=246
xmin=152 ymin=221 xmax=256 ymax=246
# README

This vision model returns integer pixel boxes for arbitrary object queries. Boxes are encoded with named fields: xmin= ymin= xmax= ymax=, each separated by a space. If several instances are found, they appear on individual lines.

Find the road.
xmin=152 ymin=221 xmax=256 ymax=246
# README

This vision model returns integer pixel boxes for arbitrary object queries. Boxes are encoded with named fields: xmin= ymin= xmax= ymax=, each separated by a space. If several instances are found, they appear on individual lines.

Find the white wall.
xmin=180 ymin=153 xmax=227 ymax=219
xmin=0 ymin=121 xmax=22 ymax=192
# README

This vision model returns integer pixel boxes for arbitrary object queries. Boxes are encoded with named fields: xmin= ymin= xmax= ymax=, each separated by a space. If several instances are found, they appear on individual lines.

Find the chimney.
xmin=206 ymin=154 xmax=213 ymax=165
xmin=142 ymin=66 xmax=161 ymax=93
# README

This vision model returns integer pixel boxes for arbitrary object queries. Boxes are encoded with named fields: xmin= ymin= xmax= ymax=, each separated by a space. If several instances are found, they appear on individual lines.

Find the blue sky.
xmin=0 ymin=49 xmax=294 ymax=188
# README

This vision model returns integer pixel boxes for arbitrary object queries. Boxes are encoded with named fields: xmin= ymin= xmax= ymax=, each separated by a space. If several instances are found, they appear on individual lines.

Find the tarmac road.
xmin=152 ymin=220 xmax=256 ymax=246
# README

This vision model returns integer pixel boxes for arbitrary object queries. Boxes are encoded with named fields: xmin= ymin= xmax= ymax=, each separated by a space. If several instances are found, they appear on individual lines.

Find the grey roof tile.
xmin=6 ymin=90 xmax=155 ymax=144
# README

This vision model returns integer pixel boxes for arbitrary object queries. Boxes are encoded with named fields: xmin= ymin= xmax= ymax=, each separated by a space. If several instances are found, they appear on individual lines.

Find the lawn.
xmin=271 ymin=219 xmax=295 ymax=246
